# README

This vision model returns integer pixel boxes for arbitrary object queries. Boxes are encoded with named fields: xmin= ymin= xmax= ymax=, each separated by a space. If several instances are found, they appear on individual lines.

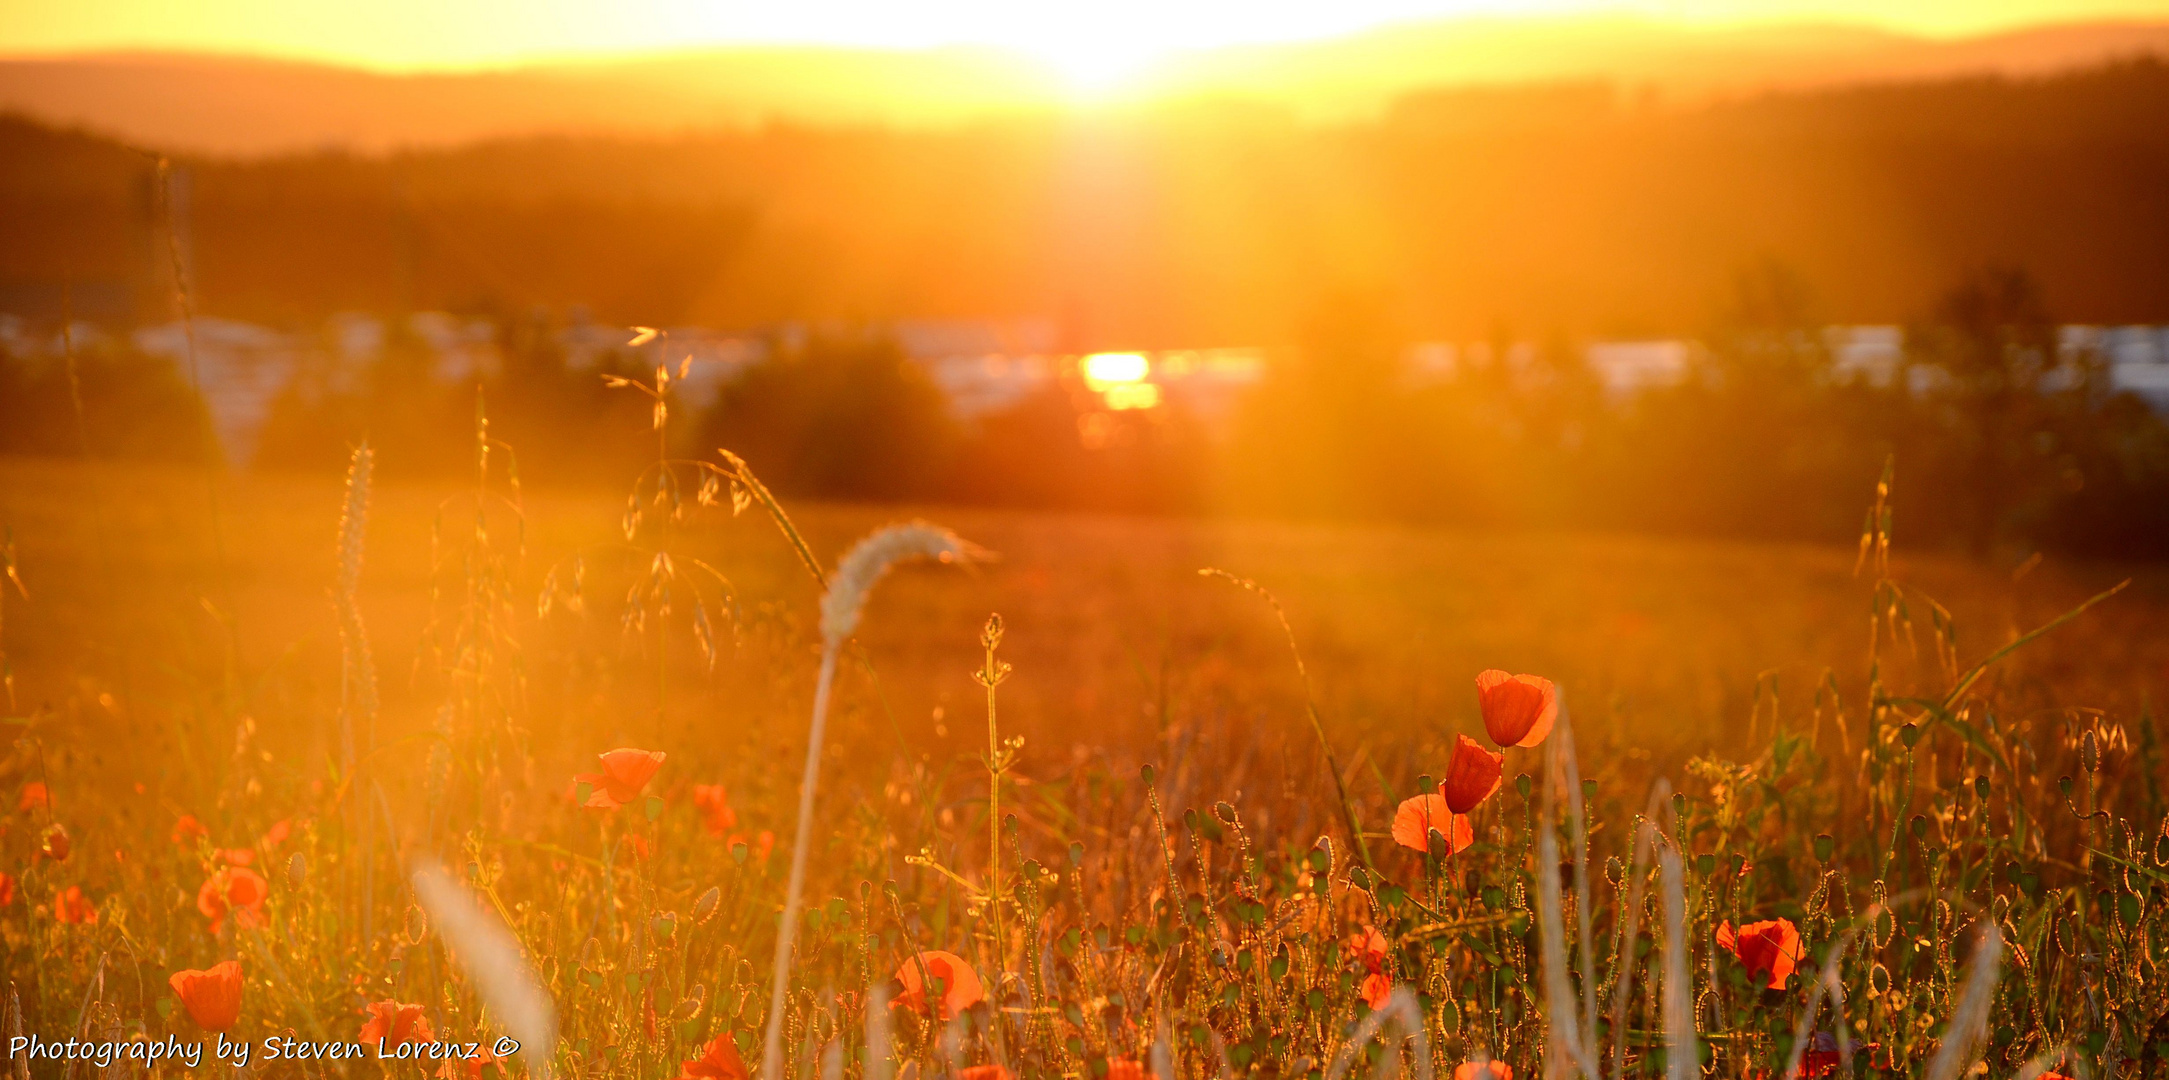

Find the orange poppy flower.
xmin=261 ymin=819 xmax=293 ymax=847
xmin=1360 ymin=972 xmax=1394 ymax=1010
xmin=1105 ymin=1060 xmax=1147 ymax=1080
xmin=52 ymin=885 xmax=96 ymax=924
xmin=1391 ymin=794 xmax=1473 ymax=855
xmin=169 ymin=960 xmax=244 ymax=1031
xmin=173 ymin=815 xmax=209 ymax=845
xmin=1476 ymin=670 xmax=1557 ymax=748
xmin=893 ymin=950 xmax=985 ymax=1020
xmin=1440 ymin=734 xmax=1505 ymax=813
xmin=693 ymin=785 xmax=739 ymax=837
xmin=575 ymin=748 xmax=666 ymax=809
xmin=674 ymin=1033 xmax=748 ymax=1080
xmin=1717 ymin=918 xmax=1804 ymax=990
xmin=198 ymin=867 xmax=270 ymax=934
xmin=220 ymin=849 xmax=255 ymax=866
xmin=359 ymin=1000 xmax=436 ymax=1048
xmin=1456 ymin=1061 xmax=1512 ymax=1080
xmin=961 ymin=1068 xmax=1013 ymax=1080
xmin=18 ymin=782 xmax=49 ymax=812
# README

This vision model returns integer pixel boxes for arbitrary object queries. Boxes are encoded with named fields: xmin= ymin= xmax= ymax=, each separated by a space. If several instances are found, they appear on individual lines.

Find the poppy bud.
xmin=1139 ymin=764 xmax=1156 ymax=787
xmin=693 ymin=886 xmax=721 ymax=925
xmin=2082 ymin=730 xmax=2100 ymax=773
xmin=287 ymin=852 xmax=306 ymax=888
xmin=1899 ymin=723 xmax=1921 ymax=750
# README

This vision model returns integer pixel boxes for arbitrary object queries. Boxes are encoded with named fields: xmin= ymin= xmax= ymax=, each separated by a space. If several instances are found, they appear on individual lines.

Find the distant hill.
xmin=5 ymin=58 xmax=2169 ymax=339
xmin=3 ymin=17 xmax=2168 ymax=155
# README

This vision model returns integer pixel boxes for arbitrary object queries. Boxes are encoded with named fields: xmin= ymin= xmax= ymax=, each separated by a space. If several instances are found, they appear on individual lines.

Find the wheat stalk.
xmin=762 ymin=522 xmax=981 ymax=1080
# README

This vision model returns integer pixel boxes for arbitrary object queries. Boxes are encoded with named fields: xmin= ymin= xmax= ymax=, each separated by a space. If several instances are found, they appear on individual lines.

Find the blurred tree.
xmin=697 ymin=333 xmax=956 ymax=501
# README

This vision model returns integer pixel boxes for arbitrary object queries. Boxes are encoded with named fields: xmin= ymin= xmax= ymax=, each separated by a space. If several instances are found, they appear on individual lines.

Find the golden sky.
xmin=5 ymin=0 xmax=2168 ymax=81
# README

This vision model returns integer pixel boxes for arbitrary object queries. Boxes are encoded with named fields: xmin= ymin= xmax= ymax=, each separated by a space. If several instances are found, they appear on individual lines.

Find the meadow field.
xmin=0 ymin=450 xmax=2165 ymax=1080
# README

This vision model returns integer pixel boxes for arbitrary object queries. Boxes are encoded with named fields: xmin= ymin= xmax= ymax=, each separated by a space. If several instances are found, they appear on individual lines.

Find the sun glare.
xmin=1081 ymin=351 xmax=1161 ymax=409
xmin=1082 ymin=352 xmax=1150 ymax=388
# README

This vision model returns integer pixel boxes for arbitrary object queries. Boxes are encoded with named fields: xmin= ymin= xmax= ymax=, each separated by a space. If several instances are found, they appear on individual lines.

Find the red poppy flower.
xmin=169 ymin=960 xmax=244 ymax=1031
xmin=0 ymin=872 xmax=13 ymax=908
xmin=1456 ymin=1061 xmax=1512 ymax=1080
xmin=694 ymin=785 xmax=739 ymax=837
xmin=893 ymin=950 xmax=985 ymax=1020
xmin=1717 ymin=918 xmax=1804 ymax=990
xmin=18 ymin=782 xmax=48 ymax=812
xmin=198 ymin=868 xmax=269 ymax=934
xmin=359 ymin=1000 xmax=436 ymax=1048
xmin=575 ymin=749 xmax=666 ymax=809
xmin=1348 ymin=926 xmax=1388 ymax=973
xmin=1440 ymin=735 xmax=1505 ymax=813
xmin=173 ymin=815 xmax=209 ymax=845
xmin=1476 ymin=670 xmax=1557 ymax=748
xmin=220 ymin=849 xmax=255 ymax=866
xmin=261 ymin=819 xmax=293 ymax=847
xmin=1802 ymin=1031 xmax=1840 ymax=1078
xmin=1391 ymin=794 xmax=1474 ymax=855
xmin=674 ymin=1033 xmax=749 ymax=1080
xmin=1361 ymin=972 xmax=1394 ymax=1010
xmin=1105 ymin=1060 xmax=1147 ymax=1080
xmin=40 ymin=823 xmax=70 ymax=862
xmin=961 ymin=1067 xmax=1014 ymax=1080
xmin=52 ymin=886 xmax=96 ymax=924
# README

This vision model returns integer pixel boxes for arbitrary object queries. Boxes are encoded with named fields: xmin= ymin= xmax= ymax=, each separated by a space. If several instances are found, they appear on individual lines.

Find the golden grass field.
xmin=0 ymin=453 xmax=2165 ymax=1080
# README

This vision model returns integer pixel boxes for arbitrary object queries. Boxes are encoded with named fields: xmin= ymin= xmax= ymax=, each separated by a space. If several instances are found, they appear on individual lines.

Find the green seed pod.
xmin=1069 ymin=840 xmax=1085 ymax=867
xmin=1517 ymin=774 xmax=1534 ymax=800
xmin=1813 ymin=833 xmax=1835 ymax=863
xmin=1974 ymin=775 xmax=1990 ymax=799
xmin=1899 ymin=723 xmax=1921 ymax=750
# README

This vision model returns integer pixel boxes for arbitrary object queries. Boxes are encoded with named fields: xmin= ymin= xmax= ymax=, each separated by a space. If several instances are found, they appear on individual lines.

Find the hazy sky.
xmin=6 ymin=0 xmax=2169 ymax=77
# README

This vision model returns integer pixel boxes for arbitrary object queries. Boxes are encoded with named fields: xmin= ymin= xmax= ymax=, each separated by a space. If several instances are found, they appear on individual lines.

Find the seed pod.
xmin=1899 ymin=723 xmax=1922 ymax=750
xmin=1814 ymin=833 xmax=1835 ymax=863
xmin=405 ymin=904 xmax=428 ymax=942
xmin=2083 ymin=730 xmax=2100 ymax=773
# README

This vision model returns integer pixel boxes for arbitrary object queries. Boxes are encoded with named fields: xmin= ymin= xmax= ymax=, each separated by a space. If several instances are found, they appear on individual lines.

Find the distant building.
xmin=1585 ymin=340 xmax=1697 ymax=399
xmin=2090 ymin=325 xmax=2169 ymax=410
xmin=133 ymin=317 xmax=302 ymax=465
xmin=1826 ymin=325 xmax=1904 ymax=388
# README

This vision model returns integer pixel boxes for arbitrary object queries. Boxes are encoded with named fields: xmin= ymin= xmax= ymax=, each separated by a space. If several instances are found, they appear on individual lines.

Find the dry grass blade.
xmin=1923 ymin=922 xmax=2003 ymax=1080
xmin=1659 ymin=842 xmax=1694 ymax=1080
xmin=410 ymin=859 xmax=557 ymax=1080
